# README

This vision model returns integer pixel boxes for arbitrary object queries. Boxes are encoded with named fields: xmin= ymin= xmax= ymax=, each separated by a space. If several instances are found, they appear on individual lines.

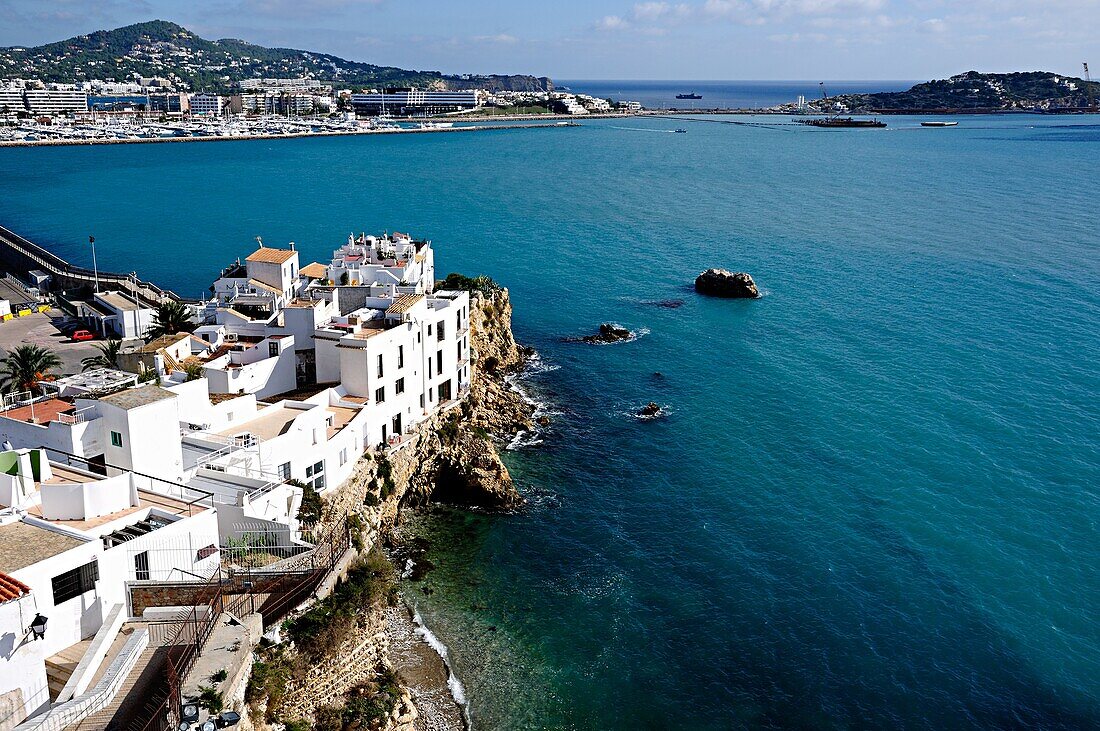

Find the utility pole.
xmin=89 ymin=235 xmax=99 ymax=293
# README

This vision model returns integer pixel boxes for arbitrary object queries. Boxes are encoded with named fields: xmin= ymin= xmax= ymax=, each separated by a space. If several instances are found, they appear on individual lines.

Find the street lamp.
xmin=30 ymin=613 xmax=47 ymax=640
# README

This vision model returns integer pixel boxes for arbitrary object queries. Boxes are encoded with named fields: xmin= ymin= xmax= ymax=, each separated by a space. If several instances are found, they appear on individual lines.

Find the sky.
xmin=0 ymin=0 xmax=1097 ymax=80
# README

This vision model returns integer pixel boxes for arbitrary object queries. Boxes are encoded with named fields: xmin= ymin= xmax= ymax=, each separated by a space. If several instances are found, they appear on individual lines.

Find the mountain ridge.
xmin=0 ymin=20 xmax=553 ymax=93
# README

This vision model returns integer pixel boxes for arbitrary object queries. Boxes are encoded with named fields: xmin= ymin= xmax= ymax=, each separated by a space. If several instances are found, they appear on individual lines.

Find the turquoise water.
xmin=1 ymin=116 xmax=1098 ymax=729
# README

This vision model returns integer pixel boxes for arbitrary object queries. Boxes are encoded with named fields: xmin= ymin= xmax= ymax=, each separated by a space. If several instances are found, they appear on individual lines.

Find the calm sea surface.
xmin=559 ymin=79 xmax=916 ymax=109
xmin=1 ymin=114 xmax=1097 ymax=730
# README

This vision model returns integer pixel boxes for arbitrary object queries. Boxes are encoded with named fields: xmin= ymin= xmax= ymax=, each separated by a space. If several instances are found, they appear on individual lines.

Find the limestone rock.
xmin=566 ymin=323 xmax=635 ymax=344
xmin=638 ymin=402 xmax=662 ymax=418
xmin=694 ymin=269 xmax=760 ymax=298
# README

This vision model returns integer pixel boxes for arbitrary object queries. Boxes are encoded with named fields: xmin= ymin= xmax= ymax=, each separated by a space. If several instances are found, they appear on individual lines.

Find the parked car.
xmin=71 ymin=329 xmax=96 ymax=342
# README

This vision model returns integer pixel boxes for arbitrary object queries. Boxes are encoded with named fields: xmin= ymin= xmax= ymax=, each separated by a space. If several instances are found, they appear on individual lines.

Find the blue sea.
xmin=0 ymin=113 xmax=1097 ymax=730
xmin=558 ymin=79 xmax=917 ymax=109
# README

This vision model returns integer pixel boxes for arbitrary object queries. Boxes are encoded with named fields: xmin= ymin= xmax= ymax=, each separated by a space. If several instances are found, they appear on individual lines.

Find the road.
xmin=0 ymin=309 xmax=103 ymax=377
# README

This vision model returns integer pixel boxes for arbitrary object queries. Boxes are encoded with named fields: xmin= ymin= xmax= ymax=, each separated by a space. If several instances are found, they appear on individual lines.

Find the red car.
xmin=72 ymin=329 xmax=96 ymax=342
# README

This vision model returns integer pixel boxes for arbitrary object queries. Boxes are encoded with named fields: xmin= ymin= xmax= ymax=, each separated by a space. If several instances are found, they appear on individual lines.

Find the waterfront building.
xmin=147 ymin=92 xmax=189 ymax=114
xmin=0 ymin=448 xmax=219 ymax=726
xmin=22 ymin=88 xmax=88 ymax=116
xmin=0 ymin=86 xmax=24 ymax=114
xmin=189 ymin=93 xmax=227 ymax=116
xmin=349 ymin=89 xmax=480 ymax=116
xmin=313 ymin=288 xmax=471 ymax=448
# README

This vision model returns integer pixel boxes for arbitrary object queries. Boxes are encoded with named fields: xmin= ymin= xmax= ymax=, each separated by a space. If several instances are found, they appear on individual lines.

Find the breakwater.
xmin=0 ymin=224 xmax=184 ymax=304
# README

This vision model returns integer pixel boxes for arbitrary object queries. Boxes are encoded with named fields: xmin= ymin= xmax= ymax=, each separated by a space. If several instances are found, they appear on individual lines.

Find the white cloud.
xmin=473 ymin=33 xmax=519 ymax=44
xmin=596 ymin=14 xmax=630 ymax=30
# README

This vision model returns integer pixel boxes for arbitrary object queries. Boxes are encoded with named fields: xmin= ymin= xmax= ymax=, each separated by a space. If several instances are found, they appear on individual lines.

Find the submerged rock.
xmin=566 ymin=323 xmax=635 ymax=344
xmin=644 ymin=299 xmax=685 ymax=309
xmin=694 ymin=269 xmax=760 ymax=298
xmin=637 ymin=402 xmax=663 ymax=418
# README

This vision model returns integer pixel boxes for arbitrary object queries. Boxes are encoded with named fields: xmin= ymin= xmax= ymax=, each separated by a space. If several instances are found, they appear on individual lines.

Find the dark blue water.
xmin=559 ymin=79 xmax=916 ymax=109
xmin=0 ymin=115 xmax=1097 ymax=729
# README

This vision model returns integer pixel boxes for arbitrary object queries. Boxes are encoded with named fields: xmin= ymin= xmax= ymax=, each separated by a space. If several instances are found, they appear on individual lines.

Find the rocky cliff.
xmin=247 ymin=287 xmax=532 ymax=730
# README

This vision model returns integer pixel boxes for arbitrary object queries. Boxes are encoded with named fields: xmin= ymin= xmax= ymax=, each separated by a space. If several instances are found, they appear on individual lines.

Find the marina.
xmin=0 ymin=117 xmax=578 ymax=147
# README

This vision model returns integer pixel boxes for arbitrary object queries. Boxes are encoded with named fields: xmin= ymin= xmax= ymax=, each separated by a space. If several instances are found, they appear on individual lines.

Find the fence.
xmin=122 ymin=515 xmax=352 ymax=731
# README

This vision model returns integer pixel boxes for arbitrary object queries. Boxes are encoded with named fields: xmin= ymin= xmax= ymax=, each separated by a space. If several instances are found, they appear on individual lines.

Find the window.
xmin=134 ymin=551 xmax=150 ymax=581
xmin=313 ymin=475 xmax=325 ymax=490
xmin=375 ymin=386 xmax=385 ymax=403
xmin=395 ymin=377 xmax=405 ymax=395
xmin=457 ymin=312 xmax=461 ymax=331
xmin=420 ymin=394 xmax=425 ymax=409
xmin=277 ymin=462 xmax=291 ymax=480
xmin=339 ymin=448 xmax=348 ymax=466
xmin=437 ymin=320 xmax=445 ymax=341
xmin=269 ymin=342 xmax=279 ymax=357
xmin=52 ymin=560 xmax=99 ymax=604
xmin=313 ymin=460 xmax=324 ymax=474
xmin=376 ymin=353 xmax=384 ymax=378
xmin=427 ymin=323 xmax=432 ymax=337
xmin=428 ymin=359 xmax=433 ymax=378
xmin=438 ymin=379 xmax=452 ymax=403
xmin=457 ymin=342 xmax=462 ymax=360
xmin=398 ymin=345 xmax=405 ymax=369
xmin=436 ymin=350 xmax=443 ymax=374
xmin=110 ymin=431 xmax=123 ymax=448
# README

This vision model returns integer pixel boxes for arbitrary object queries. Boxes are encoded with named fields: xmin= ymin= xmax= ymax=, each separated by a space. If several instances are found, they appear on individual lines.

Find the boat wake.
xmin=411 ymin=606 xmax=472 ymax=727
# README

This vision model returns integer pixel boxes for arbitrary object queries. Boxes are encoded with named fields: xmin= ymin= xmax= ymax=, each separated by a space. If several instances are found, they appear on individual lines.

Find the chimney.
xmin=289 ymin=241 xmax=296 ymax=251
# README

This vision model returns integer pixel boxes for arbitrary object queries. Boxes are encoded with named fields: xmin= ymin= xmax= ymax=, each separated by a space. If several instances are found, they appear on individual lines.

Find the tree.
xmin=81 ymin=339 xmax=123 ymax=371
xmin=147 ymin=300 xmax=196 ymax=339
xmin=0 ymin=345 xmax=62 ymax=395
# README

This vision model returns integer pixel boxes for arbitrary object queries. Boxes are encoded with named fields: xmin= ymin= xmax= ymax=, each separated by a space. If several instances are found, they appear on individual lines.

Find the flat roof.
xmin=50 ymin=368 xmax=138 ymax=395
xmin=246 ymin=247 xmax=297 ymax=265
xmin=1 ymin=397 xmax=74 ymax=425
xmin=98 ymin=385 xmax=175 ymax=410
xmin=326 ymin=405 xmax=360 ymax=439
xmin=24 ymin=489 xmax=205 ymax=532
xmin=0 ymin=521 xmax=87 ymax=573
xmin=96 ymin=291 xmax=144 ymax=313
xmin=217 ymin=404 xmax=303 ymax=441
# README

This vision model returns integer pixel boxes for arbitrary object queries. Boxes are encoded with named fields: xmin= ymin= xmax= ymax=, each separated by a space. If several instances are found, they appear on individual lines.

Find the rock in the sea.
xmin=638 ymin=402 xmax=663 ymax=417
xmin=567 ymin=323 xmax=634 ymax=343
xmin=536 ymin=416 xmax=551 ymax=427
xmin=694 ymin=268 xmax=760 ymax=298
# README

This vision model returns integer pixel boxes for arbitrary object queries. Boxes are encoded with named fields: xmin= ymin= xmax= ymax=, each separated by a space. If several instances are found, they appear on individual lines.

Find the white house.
xmin=0 ymin=450 xmax=219 ymax=727
xmin=313 ymin=288 xmax=471 ymax=448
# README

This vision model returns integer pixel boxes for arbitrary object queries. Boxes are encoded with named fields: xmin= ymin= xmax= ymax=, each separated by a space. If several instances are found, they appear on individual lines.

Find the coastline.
xmin=0 ymin=121 xmax=578 ymax=148
xmin=245 ymin=285 xmax=535 ymax=730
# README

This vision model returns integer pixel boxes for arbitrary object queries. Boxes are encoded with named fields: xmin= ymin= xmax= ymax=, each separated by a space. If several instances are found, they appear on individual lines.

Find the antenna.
xmin=255 ymin=235 xmax=263 ymax=248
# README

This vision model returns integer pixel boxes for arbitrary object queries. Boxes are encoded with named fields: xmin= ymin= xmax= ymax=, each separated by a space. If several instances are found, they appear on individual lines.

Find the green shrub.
xmin=287 ymin=549 xmax=397 ymax=658
xmin=210 ymin=668 xmax=228 ymax=683
xmin=440 ymin=272 xmax=501 ymax=296
xmin=197 ymin=685 xmax=224 ymax=713
xmin=297 ymin=483 xmax=324 ymax=527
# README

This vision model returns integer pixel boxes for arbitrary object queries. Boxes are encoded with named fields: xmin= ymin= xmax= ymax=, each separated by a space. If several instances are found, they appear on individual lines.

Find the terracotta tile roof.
xmin=300 ymin=262 xmax=328 ymax=279
xmin=386 ymin=293 xmax=423 ymax=315
xmin=0 ymin=572 xmax=30 ymax=604
xmin=245 ymin=248 xmax=297 ymax=265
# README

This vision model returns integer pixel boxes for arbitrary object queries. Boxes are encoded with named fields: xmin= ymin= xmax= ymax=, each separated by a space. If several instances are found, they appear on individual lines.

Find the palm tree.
xmin=0 ymin=345 xmax=62 ymax=395
xmin=81 ymin=339 xmax=123 ymax=371
xmin=147 ymin=301 xmax=196 ymax=339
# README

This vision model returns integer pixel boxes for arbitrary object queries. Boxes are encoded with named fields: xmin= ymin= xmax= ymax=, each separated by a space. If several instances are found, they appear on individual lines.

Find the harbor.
xmin=0 ymin=117 xmax=578 ymax=147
